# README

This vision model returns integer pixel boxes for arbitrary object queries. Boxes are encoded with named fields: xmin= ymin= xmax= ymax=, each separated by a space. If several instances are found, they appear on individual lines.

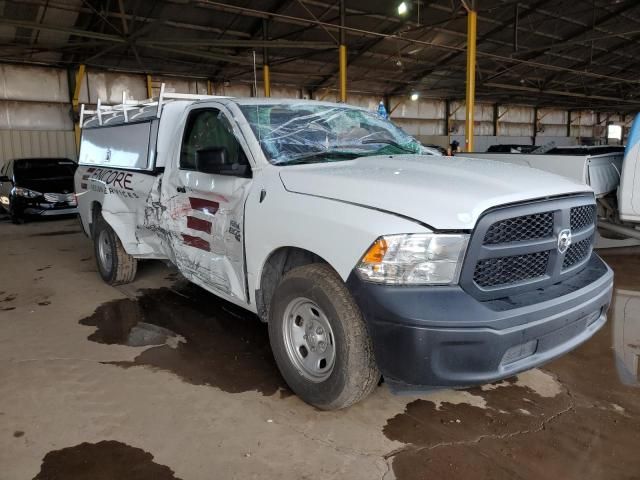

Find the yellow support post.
xmin=262 ymin=19 xmax=271 ymax=98
xmin=339 ymin=45 xmax=347 ymax=103
xmin=263 ymin=64 xmax=271 ymax=98
xmin=464 ymin=8 xmax=477 ymax=152
xmin=207 ymin=80 xmax=213 ymax=95
xmin=146 ymin=74 xmax=153 ymax=98
xmin=72 ymin=64 xmax=85 ymax=154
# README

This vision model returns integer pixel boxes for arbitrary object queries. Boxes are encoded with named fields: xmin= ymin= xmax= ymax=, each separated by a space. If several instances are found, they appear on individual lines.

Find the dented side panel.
xmin=157 ymin=102 xmax=255 ymax=302
xmin=75 ymin=165 xmax=164 ymax=257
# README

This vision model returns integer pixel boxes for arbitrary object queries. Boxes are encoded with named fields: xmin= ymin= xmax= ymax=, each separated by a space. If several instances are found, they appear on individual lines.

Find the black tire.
xmin=92 ymin=214 xmax=137 ymax=285
xmin=9 ymin=204 xmax=24 ymax=224
xmin=268 ymin=263 xmax=380 ymax=410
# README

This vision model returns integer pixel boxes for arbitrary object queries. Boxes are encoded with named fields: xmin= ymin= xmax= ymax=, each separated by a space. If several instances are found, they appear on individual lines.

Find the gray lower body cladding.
xmin=346 ymin=254 xmax=613 ymax=389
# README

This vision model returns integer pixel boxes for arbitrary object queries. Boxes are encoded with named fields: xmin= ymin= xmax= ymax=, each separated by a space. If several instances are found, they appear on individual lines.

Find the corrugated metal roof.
xmin=1 ymin=0 xmax=640 ymax=110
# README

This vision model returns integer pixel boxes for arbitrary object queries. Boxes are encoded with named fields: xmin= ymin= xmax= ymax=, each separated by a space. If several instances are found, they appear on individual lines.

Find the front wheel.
xmin=268 ymin=263 xmax=380 ymax=410
xmin=9 ymin=203 xmax=24 ymax=224
xmin=93 ymin=215 xmax=137 ymax=285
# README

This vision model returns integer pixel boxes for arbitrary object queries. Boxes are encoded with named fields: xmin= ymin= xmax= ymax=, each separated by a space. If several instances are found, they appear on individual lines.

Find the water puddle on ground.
xmin=32 ymin=440 xmax=181 ymax=480
xmin=79 ymin=283 xmax=287 ymax=396
xmin=29 ymin=229 xmax=82 ymax=237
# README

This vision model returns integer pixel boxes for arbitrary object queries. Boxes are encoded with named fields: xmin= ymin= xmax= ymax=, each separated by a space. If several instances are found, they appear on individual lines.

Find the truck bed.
xmin=460 ymin=151 xmax=623 ymax=198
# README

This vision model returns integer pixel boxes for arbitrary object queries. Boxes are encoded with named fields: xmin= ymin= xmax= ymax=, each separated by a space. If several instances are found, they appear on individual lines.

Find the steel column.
xmin=263 ymin=19 xmax=271 ymax=97
xmin=146 ymin=74 xmax=153 ymax=98
xmin=72 ymin=64 xmax=85 ymax=153
xmin=464 ymin=7 xmax=477 ymax=152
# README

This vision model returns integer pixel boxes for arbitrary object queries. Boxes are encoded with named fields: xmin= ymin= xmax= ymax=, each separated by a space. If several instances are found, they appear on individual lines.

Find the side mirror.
xmin=195 ymin=147 xmax=251 ymax=177
xmin=0 ymin=175 xmax=10 ymax=182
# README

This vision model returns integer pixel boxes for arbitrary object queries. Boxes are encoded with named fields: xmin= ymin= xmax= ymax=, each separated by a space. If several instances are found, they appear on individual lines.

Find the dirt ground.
xmin=1 ymin=217 xmax=639 ymax=480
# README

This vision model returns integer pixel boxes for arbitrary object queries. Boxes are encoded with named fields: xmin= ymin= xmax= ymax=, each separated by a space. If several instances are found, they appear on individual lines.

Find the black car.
xmin=0 ymin=158 xmax=78 ymax=224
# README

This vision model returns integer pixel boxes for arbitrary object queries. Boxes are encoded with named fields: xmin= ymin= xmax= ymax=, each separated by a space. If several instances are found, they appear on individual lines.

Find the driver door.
xmin=162 ymin=106 xmax=253 ymax=302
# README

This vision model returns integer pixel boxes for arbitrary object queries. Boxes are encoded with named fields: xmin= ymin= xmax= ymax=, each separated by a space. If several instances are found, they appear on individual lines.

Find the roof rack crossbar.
xmin=79 ymin=82 xmax=231 ymax=128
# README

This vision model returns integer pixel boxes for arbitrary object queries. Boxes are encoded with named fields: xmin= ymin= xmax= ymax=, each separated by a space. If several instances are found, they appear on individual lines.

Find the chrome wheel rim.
xmin=97 ymin=229 xmax=113 ymax=273
xmin=282 ymin=297 xmax=336 ymax=382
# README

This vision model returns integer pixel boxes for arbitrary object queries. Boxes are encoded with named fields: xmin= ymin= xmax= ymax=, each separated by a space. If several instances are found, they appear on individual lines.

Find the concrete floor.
xmin=1 ymin=217 xmax=639 ymax=480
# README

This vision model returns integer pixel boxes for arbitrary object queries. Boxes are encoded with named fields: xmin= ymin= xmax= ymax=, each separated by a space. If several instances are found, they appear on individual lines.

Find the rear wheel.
xmin=268 ymin=263 xmax=380 ymax=410
xmin=93 ymin=215 xmax=137 ymax=285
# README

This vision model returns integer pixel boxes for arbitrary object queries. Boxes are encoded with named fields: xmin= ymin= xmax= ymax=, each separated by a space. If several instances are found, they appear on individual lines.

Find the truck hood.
xmin=278 ymin=155 xmax=591 ymax=230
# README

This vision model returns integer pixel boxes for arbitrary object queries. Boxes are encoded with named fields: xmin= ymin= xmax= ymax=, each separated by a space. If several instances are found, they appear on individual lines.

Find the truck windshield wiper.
xmin=274 ymin=151 xmax=361 ymax=165
xmin=361 ymin=138 xmax=417 ymax=153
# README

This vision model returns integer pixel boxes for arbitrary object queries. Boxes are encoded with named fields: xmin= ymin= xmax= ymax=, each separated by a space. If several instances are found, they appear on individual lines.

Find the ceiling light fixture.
xmin=397 ymin=2 xmax=408 ymax=15
xmin=410 ymin=92 xmax=419 ymax=101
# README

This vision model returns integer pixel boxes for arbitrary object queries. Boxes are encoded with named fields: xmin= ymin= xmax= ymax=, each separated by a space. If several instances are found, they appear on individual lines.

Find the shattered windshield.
xmin=239 ymin=103 xmax=430 ymax=165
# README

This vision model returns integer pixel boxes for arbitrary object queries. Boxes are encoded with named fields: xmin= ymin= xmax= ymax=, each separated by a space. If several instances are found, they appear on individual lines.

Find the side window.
xmin=180 ymin=108 xmax=248 ymax=171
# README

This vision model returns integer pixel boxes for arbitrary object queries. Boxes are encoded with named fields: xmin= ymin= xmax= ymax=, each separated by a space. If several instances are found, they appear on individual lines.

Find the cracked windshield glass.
xmin=240 ymin=103 xmax=431 ymax=165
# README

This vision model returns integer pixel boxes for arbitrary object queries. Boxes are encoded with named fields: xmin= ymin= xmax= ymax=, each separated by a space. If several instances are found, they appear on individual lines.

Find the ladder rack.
xmin=80 ymin=83 xmax=231 ymax=128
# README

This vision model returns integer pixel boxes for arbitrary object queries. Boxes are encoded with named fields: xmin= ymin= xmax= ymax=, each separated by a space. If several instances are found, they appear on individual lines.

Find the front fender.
xmin=244 ymin=172 xmax=430 ymax=304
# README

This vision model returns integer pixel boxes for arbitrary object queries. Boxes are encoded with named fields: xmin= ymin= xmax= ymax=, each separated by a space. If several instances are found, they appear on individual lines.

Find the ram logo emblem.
xmin=557 ymin=229 xmax=572 ymax=254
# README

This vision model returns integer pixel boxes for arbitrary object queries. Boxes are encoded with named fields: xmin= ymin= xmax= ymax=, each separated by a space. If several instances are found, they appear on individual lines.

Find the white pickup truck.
xmin=75 ymin=90 xmax=613 ymax=409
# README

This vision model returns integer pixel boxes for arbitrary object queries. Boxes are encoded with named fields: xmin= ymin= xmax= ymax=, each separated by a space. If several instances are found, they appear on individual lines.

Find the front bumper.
xmin=346 ymin=254 xmax=613 ymax=390
xmin=14 ymin=197 xmax=77 ymax=217
xmin=23 ymin=206 xmax=78 ymax=216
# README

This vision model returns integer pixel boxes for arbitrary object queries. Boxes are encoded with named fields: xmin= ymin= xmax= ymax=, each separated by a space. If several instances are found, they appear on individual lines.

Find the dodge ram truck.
xmin=75 ymin=89 xmax=613 ymax=409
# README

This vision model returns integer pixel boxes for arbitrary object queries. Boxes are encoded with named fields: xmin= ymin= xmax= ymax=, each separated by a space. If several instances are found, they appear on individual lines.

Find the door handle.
xmin=177 ymin=186 xmax=186 ymax=193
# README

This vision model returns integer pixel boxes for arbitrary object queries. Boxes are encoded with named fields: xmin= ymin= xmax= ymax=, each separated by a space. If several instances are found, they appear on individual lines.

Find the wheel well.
xmin=255 ymin=247 xmax=329 ymax=322
xmin=90 ymin=201 xmax=102 ymax=236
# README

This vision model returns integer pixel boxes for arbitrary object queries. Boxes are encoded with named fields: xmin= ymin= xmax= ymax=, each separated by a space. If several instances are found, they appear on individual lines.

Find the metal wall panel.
xmin=81 ymin=72 xmax=147 ymax=104
xmin=269 ymin=86 xmax=302 ymax=99
xmin=450 ymin=101 xmax=494 ymax=121
xmin=538 ymin=124 xmax=567 ymax=137
xmin=499 ymin=122 xmax=534 ymax=137
xmin=0 ymin=130 xmax=76 ymax=164
xmin=395 ymin=118 xmax=446 ymax=136
xmin=0 ymin=101 xmax=72 ymax=130
xmin=498 ymin=105 xmax=534 ymax=123
xmin=538 ymin=108 xmax=567 ymax=125
xmin=156 ymin=77 xmax=208 ymax=95
xmin=347 ymin=94 xmax=379 ymax=110
xmin=0 ymin=64 xmax=69 ymax=103
xmin=0 ymin=64 xmax=75 ymax=163
xmin=571 ymin=110 xmax=595 ymax=126
xmin=213 ymin=83 xmax=252 ymax=97
xmin=393 ymin=118 xmax=418 ymax=136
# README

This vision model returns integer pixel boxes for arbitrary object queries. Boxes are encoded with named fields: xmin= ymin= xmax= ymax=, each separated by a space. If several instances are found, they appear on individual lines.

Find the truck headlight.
xmin=14 ymin=187 xmax=42 ymax=198
xmin=356 ymin=233 xmax=469 ymax=285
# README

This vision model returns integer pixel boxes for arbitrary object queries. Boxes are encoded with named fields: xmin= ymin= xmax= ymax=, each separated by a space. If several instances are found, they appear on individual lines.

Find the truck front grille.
xmin=460 ymin=194 xmax=597 ymax=300
xmin=570 ymin=205 xmax=596 ymax=231
xmin=474 ymin=251 xmax=550 ymax=288
xmin=483 ymin=212 xmax=553 ymax=244
xmin=562 ymin=235 xmax=594 ymax=269
xmin=44 ymin=192 xmax=75 ymax=203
